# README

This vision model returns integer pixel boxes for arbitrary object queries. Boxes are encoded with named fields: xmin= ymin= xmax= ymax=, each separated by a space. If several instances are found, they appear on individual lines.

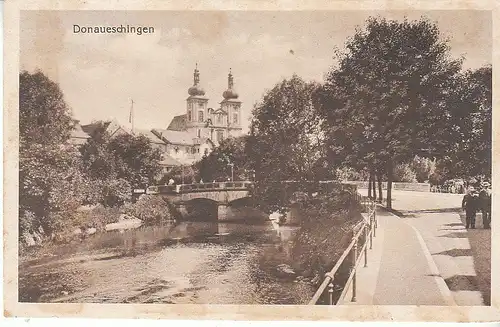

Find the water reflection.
xmin=19 ymin=219 xmax=311 ymax=304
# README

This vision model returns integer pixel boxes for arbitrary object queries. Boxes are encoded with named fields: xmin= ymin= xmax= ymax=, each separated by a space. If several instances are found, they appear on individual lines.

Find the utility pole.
xmin=229 ymin=163 xmax=234 ymax=182
xmin=129 ymin=99 xmax=135 ymax=134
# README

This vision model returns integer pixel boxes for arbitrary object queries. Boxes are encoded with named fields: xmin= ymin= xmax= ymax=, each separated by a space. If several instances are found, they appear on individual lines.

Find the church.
xmin=70 ymin=65 xmax=244 ymax=173
xmin=167 ymin=64 xmax=243 ymax=143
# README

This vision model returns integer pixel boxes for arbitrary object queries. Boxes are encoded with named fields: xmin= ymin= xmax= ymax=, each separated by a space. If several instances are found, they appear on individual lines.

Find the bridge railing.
xmin=308 ymin=195 xmax=377 ymax=305
xmin=146 ymin=181 xmax=254 ymax=195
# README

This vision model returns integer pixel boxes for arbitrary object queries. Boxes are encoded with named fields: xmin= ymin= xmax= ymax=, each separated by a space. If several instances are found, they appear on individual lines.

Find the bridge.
xmin=143 ymin=180 xmax=359 ymax=221
xmin=145 ymin=181 xmax=254 ymax=221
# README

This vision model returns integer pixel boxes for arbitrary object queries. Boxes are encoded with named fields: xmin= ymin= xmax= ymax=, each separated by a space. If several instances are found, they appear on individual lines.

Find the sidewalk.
xmin=339 ymin=207 xmax=455 ymax=305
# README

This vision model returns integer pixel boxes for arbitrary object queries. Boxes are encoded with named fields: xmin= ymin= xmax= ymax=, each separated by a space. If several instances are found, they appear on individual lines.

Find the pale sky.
xmin=20 ymin=10 xmax=491 ymax=133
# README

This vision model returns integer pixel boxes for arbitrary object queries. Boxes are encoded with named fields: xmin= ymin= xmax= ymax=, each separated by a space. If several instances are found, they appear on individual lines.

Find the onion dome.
xmin=188 ymin=64 xmax=205 ymax=96
xmin=222 ymin=68 xmax=239 ymax=99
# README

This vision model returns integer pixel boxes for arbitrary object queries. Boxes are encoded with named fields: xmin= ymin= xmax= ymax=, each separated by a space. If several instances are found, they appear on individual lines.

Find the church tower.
xmin=186 ymin=64 xmax=209 ymax=138
xmin=219 ymin=69 xmax=242 ymax=140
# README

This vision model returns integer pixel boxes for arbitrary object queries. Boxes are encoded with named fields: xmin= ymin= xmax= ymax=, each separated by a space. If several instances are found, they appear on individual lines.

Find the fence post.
xmin=328 ymin=281 xmax=334 ymax=305
xmin=364 ymin=225 xmax=368 ymax=267
xmin=351 ymin=236 xmax=358 ymax=302
xmin=370 ymin=215 xmax=373 ymax=249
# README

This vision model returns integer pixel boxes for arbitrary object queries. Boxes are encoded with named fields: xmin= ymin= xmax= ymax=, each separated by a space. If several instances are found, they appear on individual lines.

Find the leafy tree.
xmin=445 ymin=65 xmax=492 ymax=179
xmin=196 ymin=136 xmax=251 ymax=182
xmin=19 ymin=71 xmax=84 ymax=236
xmin=410 ymin=155 xmax=436 ymax=182
xmin=107 ymin=133 xmax=162 ymax=188
xmin=318 ymin=17 xmax=463 ymax=208
xmin=160 ymin=165 xmax=198 ymax=185
xmin=247 ymin=75 xmax=327 ymax=214
xmin=19 ymin=71 xmax=74 ymax=145
xmin=393 ymin=163 xmax=417 ymax=183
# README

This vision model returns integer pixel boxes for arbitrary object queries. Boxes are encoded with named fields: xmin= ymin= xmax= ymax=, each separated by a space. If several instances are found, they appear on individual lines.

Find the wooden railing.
xmin=308 ymin=195 xmax=377 ymax=305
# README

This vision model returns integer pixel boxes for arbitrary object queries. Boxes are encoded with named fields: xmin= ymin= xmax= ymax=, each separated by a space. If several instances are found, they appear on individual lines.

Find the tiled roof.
xmin=134 ymin=129 xmax=164 ymax=144
xmin=71 ymin=123 xmax=91 ymax=140
xmin=81 ymin=121 xmax=111 ymax=136
xmin=152 ymin=129 xmax=194 ymax=145
xmin=167 ymin=114 xmax=187 ymax=131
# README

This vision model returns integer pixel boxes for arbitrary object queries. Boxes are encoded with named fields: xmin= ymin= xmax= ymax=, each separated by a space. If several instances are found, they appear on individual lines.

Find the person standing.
xmin=479 ymin=182 xmax=491 ymax=229
xmin=462 ymin=187 xmax=480 ymax=229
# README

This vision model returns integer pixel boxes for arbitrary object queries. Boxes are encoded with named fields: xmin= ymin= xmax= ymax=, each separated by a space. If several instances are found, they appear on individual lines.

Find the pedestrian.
xmin=462 ymin=187 xmax=480 ymax=229
xmin=479 ymin=182 xmax=491 ymax=229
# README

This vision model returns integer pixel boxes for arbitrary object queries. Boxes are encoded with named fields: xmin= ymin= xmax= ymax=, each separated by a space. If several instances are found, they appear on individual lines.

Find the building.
xmin=69 ymin=120 xmax=91 ymax=145
xmin=70 ymin=65 xmax=243 ymax=172
xmin=167 ymin=65 xmax=243 ymax=144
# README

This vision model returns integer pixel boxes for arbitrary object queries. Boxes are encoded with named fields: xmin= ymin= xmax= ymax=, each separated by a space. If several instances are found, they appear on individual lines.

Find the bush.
xmin=393 ymin=163 xmax=417 ymax=182
xmin=289 ymin=189 xmax=362 ymax=279
xmin=125 ymin=195 xmax=175 ymax=225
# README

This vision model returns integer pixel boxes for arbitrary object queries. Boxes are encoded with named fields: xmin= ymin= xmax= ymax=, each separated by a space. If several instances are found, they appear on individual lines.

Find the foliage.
xmin=125 ymin=195 xmax=175 ymax=225
xmin=443 ymin=66 xmax=492 ymax=178
xmin=107 ymin=133 xmax=163 ymax=187
xmin=393 ymin=163 xmax=417 ymax=183
xmin=160 ymin=165 xmax=198 ymax=184
xmin=335 ymin=167 xmax=369 ymax=181
xmin=80 ymin=121 xmax=162 ymax=205
xmin=317 ymin=17 xmax=463 ymax=208
xmin=19 ymin=71 xmax=75 ymax=145
xmin=247 ymin=75 xmax=330 ymax=213
xmin=289 ymin=189 xmax=362 ymax=279
xmin=196 ymin=136 xmax=252 ymax=182
xmin=19 ymin=71 xmax=86 ymax=236
xmin=410 ymin=155 xmax=436 ymax=183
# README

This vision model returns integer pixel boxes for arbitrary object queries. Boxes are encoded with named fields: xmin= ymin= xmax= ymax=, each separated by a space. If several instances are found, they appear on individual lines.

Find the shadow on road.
xmin=434 ymin=248 xmax=472 ymax=257
xmin=455 ymin=212 xmax=491 ymax=305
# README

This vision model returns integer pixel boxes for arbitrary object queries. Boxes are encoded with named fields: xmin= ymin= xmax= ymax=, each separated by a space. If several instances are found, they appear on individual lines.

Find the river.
xmin=19 ymin=219 xmax=316 ymax=304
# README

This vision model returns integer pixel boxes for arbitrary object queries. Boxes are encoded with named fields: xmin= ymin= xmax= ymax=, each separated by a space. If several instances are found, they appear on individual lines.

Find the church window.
xmin=217 ymin=114 xmax=222 ymax=124
xmin=233 ymin=113 xmax=238 ymax=124
xmin=188 ymin=111 xmax=191 ymax=121
xmin=198 ymin=111 xmax=204 ymax=122
xmin=197 ymin=129 xmax=201 ymax=138
xmin=198 ymin=102 xmax=204 ymax=108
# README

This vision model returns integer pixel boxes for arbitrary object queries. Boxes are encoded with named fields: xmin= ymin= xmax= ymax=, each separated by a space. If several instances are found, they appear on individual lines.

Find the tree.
xmin=19 ymin=71 xmax=75 ymax=145
xmin=318 ymin=17 xmax=463 ymax=208
xmin=445 ymin=66 xmax=492 ymax=179
xmin=196 ymin=136 xmax=251 ymax=182
xmin=107 ymin=133 xmax=162 ymax=187
xmin=248 ymin=75 xmax=327 ymax=213
xmin=19 ymin=71 xmax=84 ymax=235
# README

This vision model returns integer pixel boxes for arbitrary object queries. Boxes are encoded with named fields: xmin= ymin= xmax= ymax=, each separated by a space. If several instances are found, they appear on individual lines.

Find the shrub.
xmin=125 ymin=195 xmax=175 ymax=225
xmin=289 ymin=189 xmax=362 ymax=279
xmin=393 ymin=163 xmax=417 ymax=183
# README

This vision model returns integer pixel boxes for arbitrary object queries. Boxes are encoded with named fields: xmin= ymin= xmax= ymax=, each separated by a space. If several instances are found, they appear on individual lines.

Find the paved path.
xmin=340 ymin=207 xmax=454 ymax=305
xmin=341 ymin=190 xmax=490 ymax=306
xmin=389 ymin=190 xmax=490 ymax=306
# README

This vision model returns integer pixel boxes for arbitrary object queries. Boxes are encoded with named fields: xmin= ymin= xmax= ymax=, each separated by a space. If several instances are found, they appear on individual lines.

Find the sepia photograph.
xmin=3 ymin=1 xmax=499 ymax=322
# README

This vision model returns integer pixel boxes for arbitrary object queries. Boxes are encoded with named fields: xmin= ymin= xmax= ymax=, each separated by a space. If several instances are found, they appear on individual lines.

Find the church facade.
xmin=167 ymin=65 xmax=243 ymax=144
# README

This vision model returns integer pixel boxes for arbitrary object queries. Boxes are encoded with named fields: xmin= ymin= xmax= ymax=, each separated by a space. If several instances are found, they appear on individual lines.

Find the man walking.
xmin=479 ymin=182 xmax=491 ymax=229
xmin=462 ymin=187 xmax=480 ymax=229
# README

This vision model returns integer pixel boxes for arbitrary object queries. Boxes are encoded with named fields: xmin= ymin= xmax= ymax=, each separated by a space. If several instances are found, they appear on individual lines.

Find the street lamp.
xmin=229 ymin=163 xmax=234 ymax=182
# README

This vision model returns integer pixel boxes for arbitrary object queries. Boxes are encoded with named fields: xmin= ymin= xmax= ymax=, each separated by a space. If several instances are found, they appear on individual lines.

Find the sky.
xmin=20 ymin=10 xmax=491 ymax=133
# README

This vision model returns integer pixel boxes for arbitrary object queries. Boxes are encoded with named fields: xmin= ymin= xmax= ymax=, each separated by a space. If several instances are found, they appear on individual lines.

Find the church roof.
xmin=167 ymin=114 xmax=187 ymax=131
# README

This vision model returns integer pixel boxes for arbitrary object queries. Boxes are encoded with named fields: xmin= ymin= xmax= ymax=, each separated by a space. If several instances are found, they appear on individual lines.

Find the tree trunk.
xmin=368 ymin=172 xmax=373 ymax=198
xmin=377 ymin=173 xmax=383 ymax=203
xmin=387 ymin=160 xmax=394 ymax=209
